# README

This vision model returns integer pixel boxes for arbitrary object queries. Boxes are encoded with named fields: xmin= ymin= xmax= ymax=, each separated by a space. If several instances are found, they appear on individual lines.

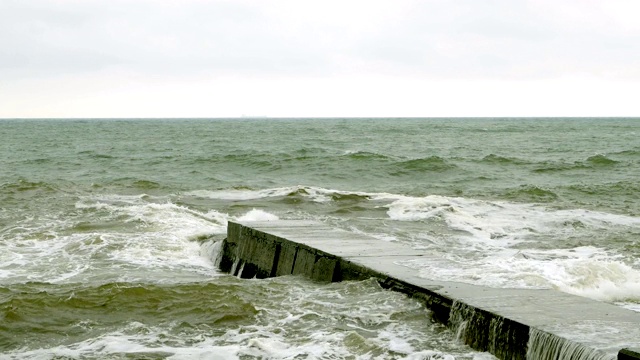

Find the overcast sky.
xmin=1 ymin=0 xmax=639 ymax=118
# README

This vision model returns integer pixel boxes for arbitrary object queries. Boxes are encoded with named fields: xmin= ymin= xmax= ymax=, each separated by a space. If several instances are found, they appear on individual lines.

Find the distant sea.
xmin=1 ymin=118 xmax=639 ymax=359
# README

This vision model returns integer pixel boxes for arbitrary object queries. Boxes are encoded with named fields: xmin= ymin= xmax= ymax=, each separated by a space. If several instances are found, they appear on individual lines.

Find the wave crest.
xmin=393 ymin=156 xmax=457 ymax=173
xmin=586 ymin=154 xmax=619 ymax=166
xmin=481 ymin=154 xmax=527 ymax=165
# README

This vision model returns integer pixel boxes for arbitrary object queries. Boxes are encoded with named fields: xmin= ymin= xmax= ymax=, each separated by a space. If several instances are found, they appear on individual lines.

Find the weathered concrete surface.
xmin=221 ymin=220 xmax=640 ymax=360
xmin=620 ymin=349 xmax=640 ymax=360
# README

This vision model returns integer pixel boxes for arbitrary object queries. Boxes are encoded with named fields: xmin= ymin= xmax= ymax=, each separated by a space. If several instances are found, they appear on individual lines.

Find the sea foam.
xmin=236 ymin=208 xmax=279 ymax=222
xmin=382 ymin=194 xmax=640 ymax=305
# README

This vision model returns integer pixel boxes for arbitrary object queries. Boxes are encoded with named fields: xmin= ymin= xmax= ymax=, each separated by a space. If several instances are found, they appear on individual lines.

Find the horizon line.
xmin=1 ymin=116 xmax=639 ymax=120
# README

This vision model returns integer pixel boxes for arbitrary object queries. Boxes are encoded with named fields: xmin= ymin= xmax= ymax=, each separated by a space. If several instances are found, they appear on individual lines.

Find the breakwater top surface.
xmin=222 ymin=220 xmax=640 ymax=360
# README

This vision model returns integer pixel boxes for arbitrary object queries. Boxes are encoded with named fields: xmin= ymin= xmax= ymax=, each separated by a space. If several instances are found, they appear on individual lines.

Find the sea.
xmin=1 ymin=118 xmax=639 ymax=359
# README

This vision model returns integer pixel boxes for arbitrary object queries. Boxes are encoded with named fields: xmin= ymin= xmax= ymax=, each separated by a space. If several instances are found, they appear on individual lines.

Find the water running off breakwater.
xmin=1 ymin=117 xmax=639 ymax=358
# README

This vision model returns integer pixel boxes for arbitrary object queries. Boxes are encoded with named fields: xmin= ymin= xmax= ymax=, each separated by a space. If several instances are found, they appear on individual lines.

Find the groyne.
xmin=219 ymin=220 xmax=640 ymax=360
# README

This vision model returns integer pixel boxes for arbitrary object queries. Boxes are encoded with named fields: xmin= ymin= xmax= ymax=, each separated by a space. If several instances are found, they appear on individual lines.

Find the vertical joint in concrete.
xmin=270 ymin=243 xmax=281 ymax=278
xmin=290 ymin=247 xmax=298 ymax=275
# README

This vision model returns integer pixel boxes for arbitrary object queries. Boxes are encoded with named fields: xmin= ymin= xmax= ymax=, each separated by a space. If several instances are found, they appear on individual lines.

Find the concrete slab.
xmin=222 ymin=220 xmax=640 ymax=360
xmin=620 ymin=349 xmax=640 ymax=360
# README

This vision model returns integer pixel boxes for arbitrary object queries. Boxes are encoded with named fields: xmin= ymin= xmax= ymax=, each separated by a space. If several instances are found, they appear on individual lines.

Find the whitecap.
xmin=236 ymin=208 xmax=279 ymax=222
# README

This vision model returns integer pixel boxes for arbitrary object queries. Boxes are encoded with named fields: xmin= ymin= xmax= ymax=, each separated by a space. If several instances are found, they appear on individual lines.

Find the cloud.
xmin=1 ymin=0 xmax=639 ymax=117
xmin=3 ymin=0 xmax=640 ymax=79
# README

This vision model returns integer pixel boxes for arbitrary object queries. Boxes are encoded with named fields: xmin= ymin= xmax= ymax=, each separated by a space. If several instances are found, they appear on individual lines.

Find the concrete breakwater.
xmin=219 ymin=220 xmax=640 ymax=360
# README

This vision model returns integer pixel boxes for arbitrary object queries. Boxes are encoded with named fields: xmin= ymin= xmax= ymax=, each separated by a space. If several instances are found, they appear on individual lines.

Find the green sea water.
xmin=1 ymin=118 xmax=639 ymax=359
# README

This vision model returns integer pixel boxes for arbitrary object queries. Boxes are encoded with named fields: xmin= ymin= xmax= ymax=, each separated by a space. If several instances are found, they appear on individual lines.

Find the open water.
xmin=1 ymin=118 xmax=639 ymax=359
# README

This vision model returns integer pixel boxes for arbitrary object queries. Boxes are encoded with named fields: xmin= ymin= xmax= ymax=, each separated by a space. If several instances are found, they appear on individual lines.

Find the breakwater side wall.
xmin=220 ymin=220 xmax=640 ymax=360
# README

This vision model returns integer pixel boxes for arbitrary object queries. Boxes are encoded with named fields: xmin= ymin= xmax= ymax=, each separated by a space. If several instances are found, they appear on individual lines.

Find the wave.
xmin=259 ymin=147 xmax=332 ymax=163
xmin=66 ymin=186 xmax=640 ymax=307
xmin=330 ymin=192 xmax=371 ymax=202
xmin=393 ymin=156 xmax=457 ymax=173
xmin=131 ymin=179 xmax=162 ymax=189
xmin=70 ymin=220 xmax=129 ymax=233
xmin=184 ymin=185 xmax=638 ymax=234
xmin=104 ymin=178 xmax=164 ymax=190
xmin=4 ymin=180 xmax=640 ymax=325
xmin=341 ymin=150 xmax=393 ymax=161
xmin=503 ymin=185 xmax=559 ymax=202
xmin=531 ymin=162 xmax=589 ymax=173
xmin=190 ymin=153 xmax=276 ymax=169
xmin=566 ymin=181 xmax=640 ymax=203
xmin=77 ymin=150 xmax=116 ymax=159
xmin=0 ymin=280 xmax=260 ymax=351
xmin=401 ymin=246 xmax=640 ymax=304
xmin=1 ymin=195 xmax=236 ymax=285
xmin=329 ymin=205 xmax=372 ymax=215
xmin=611 ymin=149 xmax=640 ymax=157
xmin=185 ymin=186 xmax=389 ymax=204
xmin=291 ymin=147 xmax=329 ymax=156
xmin=533 ymin=154 xmax=620 ymax=173
xmin=384 ymin=193 xmax=640 ymax=232
xmin=586 ymin=154 xmax=619 ymax=166
xmin=0 ymin=179 xmax=57 ymax=193
xmin=195 ymin=150 xmax=392 ymax=170
xmin=220 ymin=153 xmax=276 ymax=168
xmin=480 ymin=154 xmax=529 ymax=165
xmin=185 ymin=187 xmax=300 ymax=201
xmin=606 ymin=181 xmax=640 ymax=200
xmin=236 ymin=209 xmax=279 ymax=222
xmin=22 ymin=158 xmax=52 ymax=164
xmin=384 ymin=193 xmax=640 ymax=304
xmin=183 ymin=185 xmax=640 ymax=241
xmin=0 ymin=277 xmax=471 ymax=359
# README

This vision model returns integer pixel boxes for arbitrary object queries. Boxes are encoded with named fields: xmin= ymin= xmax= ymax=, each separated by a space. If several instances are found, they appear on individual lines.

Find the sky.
xmin=1 ymin=0 xmax=639 ymax=118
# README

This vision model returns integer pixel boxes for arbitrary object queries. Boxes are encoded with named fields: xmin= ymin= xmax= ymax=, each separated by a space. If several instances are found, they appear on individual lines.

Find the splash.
xmin=1 ymin=194 xmax=228 ymax=285
xmin=236 ymin=209 xmax=279 ymax=222
xmin=527 ymin=328 xmax=614 ymax=360
xmin=448 ymin=301 xmax=527 ymax=359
